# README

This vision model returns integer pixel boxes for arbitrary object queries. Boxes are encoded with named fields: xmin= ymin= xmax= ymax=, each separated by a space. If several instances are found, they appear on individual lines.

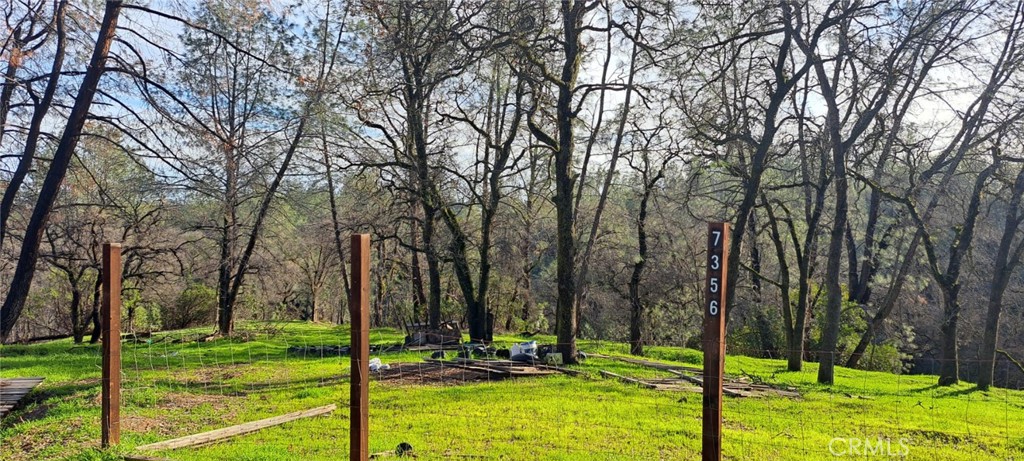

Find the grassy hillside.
xmin=1 ymin=322 xmax=1022 ymax=460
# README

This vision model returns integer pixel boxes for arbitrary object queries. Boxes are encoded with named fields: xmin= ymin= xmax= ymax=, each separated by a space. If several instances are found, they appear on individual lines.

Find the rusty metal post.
xmin=101 ymin=242 xmax=121 ymax=447
xmin=703 ymin=223 xmax=729 ymax=461
xmin=350 ymin=234 xmax=370 ymax=461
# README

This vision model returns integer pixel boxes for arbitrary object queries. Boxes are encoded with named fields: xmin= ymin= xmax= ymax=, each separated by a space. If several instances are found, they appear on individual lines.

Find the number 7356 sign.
xmin=706 ymin=224 xmax=729 ymax=317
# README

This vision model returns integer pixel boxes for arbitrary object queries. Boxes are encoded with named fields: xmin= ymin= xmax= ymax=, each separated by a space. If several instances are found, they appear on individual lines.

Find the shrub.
xmin=164 ymin=283 xmax=217 ymax=329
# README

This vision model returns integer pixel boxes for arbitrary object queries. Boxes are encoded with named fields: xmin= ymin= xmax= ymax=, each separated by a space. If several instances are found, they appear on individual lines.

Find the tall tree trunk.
xmin=322 ymin=135 xmax=350 ymax=324
xmin=575 ymin=5 xmax=642 ymax=332
xmin=435 ymin=68 xmax=523 ymax=343
xmin=410 ymin=226 xmax=426 ymax=323
xmin=407 ymin=77 xmax=441 ymax=328
xmin=0 ymin=0 xmax=67 ymax=251
xmin=818 ymin=152 xmax=848 ymax=385
xmin=628 ymin=184 xmax=653 ymax=356
xmin=70 ymin=286 xmax=84 ymax=343
xmin=550 ymin=0 xmax=588 ymax=364
xmin=937 ymin=286 xmax=961 ymax=386
xmin=217 ymin=209 xmax=236 ymax=335
xmin=216 ymin=11 xmax=339 ymax=334
xmin=978 ymin=164 xmax=1024 ymax=389
xmin=88 ymin=272 xmax=102 ymax=343
xmin=929 ymin=161 xmax=997 ymax=385
xmin=816 ymin=39 xmax=851 ymax=385
xmin=0 ymin=49 xmax=20 ymax=146
xmin=440 ymin=206 xmax=484 ymax=340
xmin=217 ymin=134 xmax=239 ymax=335
xmin=519 ymin=145 xmax=540 ymax=325
xmin=0 ymin=0 xmax=122 ymax=342
xmin=722 ymin=22 xmax=806 ymax=326
xmin=747 ymin=208 xmax=777 ymax=355
xmin=846 ymin=234 xmax=918 ymax=368
xmin=224 ymin=115 xmax=312 ymax=331
xmin=423 ymin=209 xmax=442 ymax=329
xmin=763 ymin=198 xmax=798 ymax=370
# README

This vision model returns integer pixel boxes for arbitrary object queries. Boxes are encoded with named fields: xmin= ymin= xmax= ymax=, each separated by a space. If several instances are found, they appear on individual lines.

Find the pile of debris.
xmin=446 ymin=340 xmax=581 ymax=366
xmin=372 ymin=358 xmax=573 ymax=385
xmin=425 ymin=357 xmax=572 ymax=377
xmin=403 ymin=321 xmax=462 ymax=347
xmin=593 ymin=354 xmax=800 ymax=398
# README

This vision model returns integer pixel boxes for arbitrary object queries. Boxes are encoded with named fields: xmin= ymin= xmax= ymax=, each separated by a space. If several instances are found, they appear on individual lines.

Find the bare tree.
xmin=0 ymin=0 xmax=122 ymax=342
xmin=979 ymin=144 xmax=1024 ymax=389
xmin=0 ymin=0 xmax=68 ymax=251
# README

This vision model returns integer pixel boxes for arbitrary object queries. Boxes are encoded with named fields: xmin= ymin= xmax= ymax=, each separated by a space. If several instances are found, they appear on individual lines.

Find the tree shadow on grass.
xmin=908 ymin=383 xmax=984 ymax=397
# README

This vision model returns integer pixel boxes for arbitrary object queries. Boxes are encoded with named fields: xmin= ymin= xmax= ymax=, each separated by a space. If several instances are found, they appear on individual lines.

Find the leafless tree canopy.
xmin=4 ymin=0 xmax=1024 ymax=387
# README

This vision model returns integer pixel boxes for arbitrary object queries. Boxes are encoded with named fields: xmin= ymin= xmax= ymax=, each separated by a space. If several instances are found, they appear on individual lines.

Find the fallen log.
xmin=135 ymin=404 xmax=336 ymax=452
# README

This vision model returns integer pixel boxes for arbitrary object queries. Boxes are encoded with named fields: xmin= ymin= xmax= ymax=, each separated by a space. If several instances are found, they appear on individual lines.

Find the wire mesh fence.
xmin=93 ymin=324 xmax=1024 ymax=460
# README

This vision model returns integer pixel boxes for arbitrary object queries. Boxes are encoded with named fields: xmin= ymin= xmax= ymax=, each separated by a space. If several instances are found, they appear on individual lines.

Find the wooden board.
xmin=424 ymin=359 xmax=512 ymax=377
xmin=0 ymin=378 xmax=45 ymax=418
xmin=588 ymin=353 xmax=703 ymax=374
xmin=135 ymin=404 xmax=336 ymax=452
xmin=599 ymin=370 xmax=657 ymax=389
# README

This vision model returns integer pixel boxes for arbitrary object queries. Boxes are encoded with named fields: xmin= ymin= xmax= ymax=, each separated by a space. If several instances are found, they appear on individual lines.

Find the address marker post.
xmin=703 ymin=223 xmax=729 ymax=461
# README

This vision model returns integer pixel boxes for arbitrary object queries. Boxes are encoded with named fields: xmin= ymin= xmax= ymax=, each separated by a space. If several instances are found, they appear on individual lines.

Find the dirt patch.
xmin=155 ymin=391 xmax=234 ymax=410
xmin=122 ymin=392 xmax=241 ymax=439
xmin=1 ymin=416 xmax=90 ymax=461
xmin=724 ymin=419 xmax=753 ymax=431
xmin=177 ymin=365 xmax=247 ymax=385
xmin=123 ymin=414 xmax=174 ymax=435
xmin=904 ymin=429 xmax=970 ymax=445
xmin=374 ymin=362 xmax=509 ymax=385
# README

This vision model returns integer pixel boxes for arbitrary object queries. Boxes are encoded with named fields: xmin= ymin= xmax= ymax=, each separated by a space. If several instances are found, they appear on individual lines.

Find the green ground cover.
xmin=1 ymin=322 xmax=1021 ymax=460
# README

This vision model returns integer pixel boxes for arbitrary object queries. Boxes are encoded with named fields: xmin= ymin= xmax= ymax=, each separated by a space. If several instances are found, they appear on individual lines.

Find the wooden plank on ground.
xmin=667 ymin=369 xmax=706 ymax=386
xmin=599 ymin=370 xmax=657 ymax=389
xmin=589 ymin=353 xmax=704 ymax=373
xmin=423 ymin=359 xmax=511 ymax=377
xmin=534 ymin=364 xmax=584 ymax=376
xmin=0 ymin=378 xmax=44 ymax=418
xmin=135 ymin=404 xmax=336 ymax=452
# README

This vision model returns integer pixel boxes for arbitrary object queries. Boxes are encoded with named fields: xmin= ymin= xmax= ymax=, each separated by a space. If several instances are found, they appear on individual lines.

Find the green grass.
xmin=1 ymin=322 xmax=1022 ymax=460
